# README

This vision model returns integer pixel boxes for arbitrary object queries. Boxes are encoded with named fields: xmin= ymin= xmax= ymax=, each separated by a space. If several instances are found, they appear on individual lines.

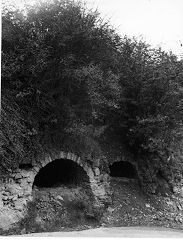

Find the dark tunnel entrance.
xmin=33 ymin=159 xmax=89 ymax=188
xmin=109 ymin=161 xmax=137 ymax=179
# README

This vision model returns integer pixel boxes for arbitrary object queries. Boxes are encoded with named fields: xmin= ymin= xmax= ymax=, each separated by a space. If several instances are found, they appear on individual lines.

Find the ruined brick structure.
xmin=0 ymin=151 xmax=110 ymax=230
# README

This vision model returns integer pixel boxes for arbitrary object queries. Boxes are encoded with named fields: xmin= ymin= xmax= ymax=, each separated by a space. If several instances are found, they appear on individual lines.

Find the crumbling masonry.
xmin=0 ymin=150 xmax=110 ymax=230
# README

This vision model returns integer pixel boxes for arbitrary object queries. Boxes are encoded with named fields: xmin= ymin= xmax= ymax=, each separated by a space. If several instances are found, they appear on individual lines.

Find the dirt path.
xmin=17 ymin=226 xmax=183 ymax=237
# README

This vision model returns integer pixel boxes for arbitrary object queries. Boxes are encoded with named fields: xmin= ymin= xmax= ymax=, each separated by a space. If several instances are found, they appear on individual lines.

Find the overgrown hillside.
xmin=1 ymin=0 xmax=183 ymax=192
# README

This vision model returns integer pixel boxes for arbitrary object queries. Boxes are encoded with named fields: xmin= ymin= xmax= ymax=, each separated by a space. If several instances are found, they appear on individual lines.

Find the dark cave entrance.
xmin=33 ymin=159 xmax=89 ymax=188
xmin=109 ymin=161 xmax=137 ymax=179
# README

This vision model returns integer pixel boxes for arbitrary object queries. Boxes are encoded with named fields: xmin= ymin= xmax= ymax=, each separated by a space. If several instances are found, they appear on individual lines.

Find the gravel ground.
xmin=17 ymin=226 xmax=183 ymax=237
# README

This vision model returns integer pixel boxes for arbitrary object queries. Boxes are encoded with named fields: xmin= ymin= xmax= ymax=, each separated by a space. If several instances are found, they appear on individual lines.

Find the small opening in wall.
xmin=109 ymin=161 xmax=137 ymax=179
xmin=19 ymin=163 xmax=33 ymax=170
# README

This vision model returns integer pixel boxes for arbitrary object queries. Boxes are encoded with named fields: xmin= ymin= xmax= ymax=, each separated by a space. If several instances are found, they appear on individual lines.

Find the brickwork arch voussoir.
xmin=33 ymin=151 xmax=95 ymax=186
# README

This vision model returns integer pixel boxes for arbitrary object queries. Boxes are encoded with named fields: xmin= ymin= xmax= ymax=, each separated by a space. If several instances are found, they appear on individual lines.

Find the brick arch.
xmin=0 ymin=151 xmax=109 ymax=230
xmin=32 ymin=151 xmax=94 ymax=183
xmin=30 ymin=151 xmax=105 ymax=203
xmin=109 ymin=160 xmax=138 ymax=179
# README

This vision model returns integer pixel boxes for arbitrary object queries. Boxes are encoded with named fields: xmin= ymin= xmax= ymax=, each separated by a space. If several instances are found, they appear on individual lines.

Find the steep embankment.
xmin=101 ymin=177 xmax=183 ymax=229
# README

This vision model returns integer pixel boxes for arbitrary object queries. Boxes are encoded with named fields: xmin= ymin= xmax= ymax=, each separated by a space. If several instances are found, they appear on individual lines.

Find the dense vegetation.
xmin=1 ymin=0 xmax=183 ymax=191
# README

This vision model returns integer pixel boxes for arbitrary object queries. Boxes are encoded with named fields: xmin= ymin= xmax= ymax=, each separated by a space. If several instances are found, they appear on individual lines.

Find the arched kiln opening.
xmin=30 ymin=158 xmax=97 ymax=230
xmin=109 ymin=161 xmax=137 ymax=179
xmin=33 ymin=159 xmax=89 ymax=188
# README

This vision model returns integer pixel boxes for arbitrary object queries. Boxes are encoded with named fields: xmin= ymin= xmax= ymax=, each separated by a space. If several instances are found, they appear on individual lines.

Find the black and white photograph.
xmin=1 ymin=0 xmax=183 ymax=237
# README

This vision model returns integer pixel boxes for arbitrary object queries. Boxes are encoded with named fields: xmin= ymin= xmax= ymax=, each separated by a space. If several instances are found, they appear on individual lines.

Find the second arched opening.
xmin=109 ymin=161 xmax=137 ymax=179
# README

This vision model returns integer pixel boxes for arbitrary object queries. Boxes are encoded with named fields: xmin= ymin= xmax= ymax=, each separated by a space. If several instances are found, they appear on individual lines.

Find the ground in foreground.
xmin=1 ymin=177 xmax=183 ymax=235
xmin=17 ymin=226 xmax=183 ymax=238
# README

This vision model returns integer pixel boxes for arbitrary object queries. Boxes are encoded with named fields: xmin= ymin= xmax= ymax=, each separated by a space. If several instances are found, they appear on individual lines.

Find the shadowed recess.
xmin=33 ymin=159 xmax=89 ymax=188
xmin=109 ymin=161 xmax=137 ymax=178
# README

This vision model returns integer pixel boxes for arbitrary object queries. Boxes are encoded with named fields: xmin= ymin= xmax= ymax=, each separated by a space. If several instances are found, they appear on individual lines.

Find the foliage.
xmin=0 ymin=94 xmax=25 ymax=172
xmin=102 ymin=38 xmax=183 ymax=183
xmin=1 ymin=0 xmax=120 ymax=171
xmin=1 ymin=0 xmax=183 ymax=188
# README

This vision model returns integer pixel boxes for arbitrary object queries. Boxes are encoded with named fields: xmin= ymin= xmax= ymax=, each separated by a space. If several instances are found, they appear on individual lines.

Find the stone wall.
xmin=0 ymin=150 xmax=110 ymax=230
